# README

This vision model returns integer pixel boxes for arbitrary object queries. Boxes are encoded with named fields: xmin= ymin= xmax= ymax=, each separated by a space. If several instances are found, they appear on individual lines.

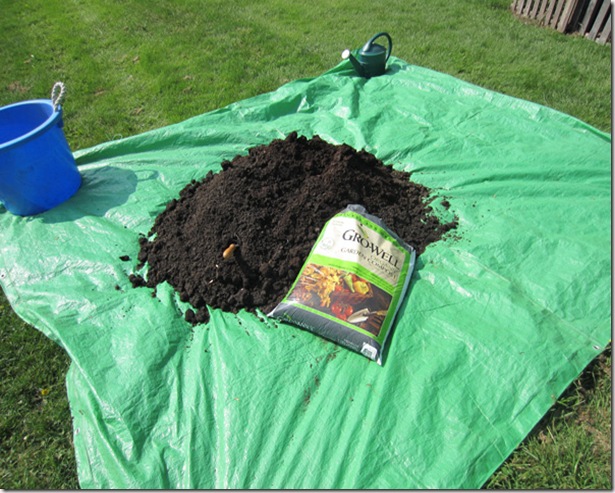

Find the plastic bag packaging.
xmin=269 ymin=204 xmax=416 ymax=364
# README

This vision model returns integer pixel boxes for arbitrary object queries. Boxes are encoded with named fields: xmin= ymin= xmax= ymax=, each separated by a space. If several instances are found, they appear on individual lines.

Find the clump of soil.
xmin=131 ymin=132 xmax=457 ymax=324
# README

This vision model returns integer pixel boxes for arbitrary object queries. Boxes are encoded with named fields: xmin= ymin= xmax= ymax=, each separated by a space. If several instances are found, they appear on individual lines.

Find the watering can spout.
xmin=341 ymin=49 xmax=367 ymax=78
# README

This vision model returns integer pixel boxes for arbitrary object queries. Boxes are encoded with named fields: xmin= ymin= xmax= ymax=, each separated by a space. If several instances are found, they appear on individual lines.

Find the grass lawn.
xmin=0 ymin=0 xmax=611 ymax=488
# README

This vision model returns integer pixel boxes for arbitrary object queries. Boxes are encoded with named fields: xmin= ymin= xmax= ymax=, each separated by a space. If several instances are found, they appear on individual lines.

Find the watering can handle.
xmin=51 ymin=82 xmax=66 ymax=111
xmin=366 ymin=32 xmax=393 ymax=62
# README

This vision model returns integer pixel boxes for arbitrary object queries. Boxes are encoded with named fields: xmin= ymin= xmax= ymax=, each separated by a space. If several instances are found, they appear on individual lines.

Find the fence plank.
xmin=544 ymin=0 xmax=559 ymax=26
xmin=513 ymin=0 xmax=524 ymax=14
xmin=530 ymin=0 xmax=543 ymax=17
xmin=550 ymin=0 xmax=568 ymax=28
xmin=587 ymin=0 xmax=611 ymax=39
xmin=536 ymin=0 xmax=552 ymax=22
xmin=512 ymin=0 xmax=524 ymax=15
xmin=579 ymin=0 xmax=601 ymax=33
xmin=512 ymin=0 xmax=610 ymax=43
xmin=523 ymin=0 xmax=534 ymax=16
xmin=567 ymin=0 xmax=588 ymax=32
xmin=597 ymin=11 xmax=611 ymax=43
xmin=557 ymin=0 xmax=580 ymax=31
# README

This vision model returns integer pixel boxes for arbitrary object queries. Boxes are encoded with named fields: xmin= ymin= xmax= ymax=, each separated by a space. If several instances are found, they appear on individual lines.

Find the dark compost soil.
xmin=130 ymin=132 xmax=457 ymax=325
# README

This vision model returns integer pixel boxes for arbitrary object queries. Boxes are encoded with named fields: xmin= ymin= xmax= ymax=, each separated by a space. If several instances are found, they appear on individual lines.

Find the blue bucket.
xmin=0 ymin=90 xmax=81 ymax=216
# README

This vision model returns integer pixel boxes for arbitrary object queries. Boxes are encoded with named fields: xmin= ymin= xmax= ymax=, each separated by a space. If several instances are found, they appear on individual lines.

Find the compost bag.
xmin=0 ymin=57 xmax=610 ymax=489
xmin=269 ymin=204 xmax=417 ymax=365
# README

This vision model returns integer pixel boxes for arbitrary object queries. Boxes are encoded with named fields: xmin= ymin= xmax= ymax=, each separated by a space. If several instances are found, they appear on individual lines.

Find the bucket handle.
xmin=51 ymin=82 xmax=66 ymax=111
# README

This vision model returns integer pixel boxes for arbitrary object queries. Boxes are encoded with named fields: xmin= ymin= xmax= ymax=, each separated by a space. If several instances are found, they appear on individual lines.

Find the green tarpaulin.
xmin=0 ymin=58 xmax=610 ymax=488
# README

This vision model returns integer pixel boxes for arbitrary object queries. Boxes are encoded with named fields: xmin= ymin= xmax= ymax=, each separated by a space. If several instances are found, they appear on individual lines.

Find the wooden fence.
xmin=511 ymin=0 xmax=612 ymax=44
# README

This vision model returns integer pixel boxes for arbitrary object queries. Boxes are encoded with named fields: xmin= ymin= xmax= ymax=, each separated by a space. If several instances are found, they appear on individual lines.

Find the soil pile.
xmin=131 ymin=132 xmax=457 ymax=324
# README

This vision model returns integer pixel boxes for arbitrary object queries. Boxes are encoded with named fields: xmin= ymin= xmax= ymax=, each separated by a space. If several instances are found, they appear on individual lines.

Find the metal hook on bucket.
xmin=51 ymin=82 xmax=66 ymax=111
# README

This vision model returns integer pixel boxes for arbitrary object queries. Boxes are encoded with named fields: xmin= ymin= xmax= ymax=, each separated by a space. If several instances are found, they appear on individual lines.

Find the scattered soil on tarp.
xmin=130 ymin=132 xmax=457 ymax=325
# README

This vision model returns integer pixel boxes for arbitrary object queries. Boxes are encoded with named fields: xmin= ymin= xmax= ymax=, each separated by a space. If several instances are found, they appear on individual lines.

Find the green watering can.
xmin=341 ymin=32 xmax=393 ymax=78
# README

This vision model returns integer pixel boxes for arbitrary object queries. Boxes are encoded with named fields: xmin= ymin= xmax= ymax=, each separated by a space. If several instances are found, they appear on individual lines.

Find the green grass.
xmin=0 ymin=291 xmax=78 ymax=489
xmin=485 ymin=345 xmax=612 ymax=489
xmin=0 ymin=0 xmax=611 ymax=488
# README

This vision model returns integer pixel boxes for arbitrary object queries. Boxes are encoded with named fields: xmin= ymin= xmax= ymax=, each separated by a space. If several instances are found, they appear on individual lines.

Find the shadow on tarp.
xmin=379 ymin=255 xmax=426 ymax=366
xmin=23 ymin=165 xmax=140 ymax=224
